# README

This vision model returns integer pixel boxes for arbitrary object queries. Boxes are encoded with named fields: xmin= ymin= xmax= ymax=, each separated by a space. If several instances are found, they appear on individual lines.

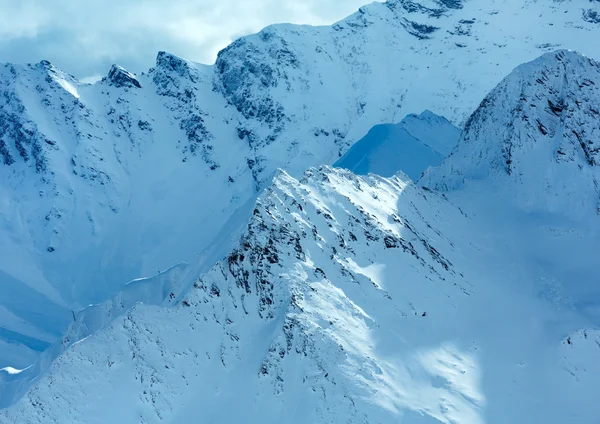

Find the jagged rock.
xmin=152 ymin=51 xmax=198 ymax=102
xmin=106 ymin=64 xmax=141 ymax=88
xmin=155 ymin=51 xmax=193 ymax=79
xmin=583 ymin=8 xmax=600 ymax=24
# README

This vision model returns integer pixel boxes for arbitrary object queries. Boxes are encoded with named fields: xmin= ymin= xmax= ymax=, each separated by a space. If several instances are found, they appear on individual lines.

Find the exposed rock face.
xmin=387 ymin=0 xmax=462 ymax=17
xmin=152 ymin=51 xmax=198 ymax=100
xmin=106 ymin=64 xmax=141 ymax=88
xmin=583 ymin=8 xmax=600 ymax=24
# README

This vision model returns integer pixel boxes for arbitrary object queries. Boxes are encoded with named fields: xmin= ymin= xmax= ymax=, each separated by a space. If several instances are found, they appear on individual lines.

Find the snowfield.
xmin=334 ymin=110 xmax=460 ymax=179
xmin=1 ymin=0 xmax=600 ymax=421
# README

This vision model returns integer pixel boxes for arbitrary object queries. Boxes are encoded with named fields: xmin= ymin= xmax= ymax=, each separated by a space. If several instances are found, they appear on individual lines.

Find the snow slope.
xmin=2 ymin=164 xmax=598 ymax=422
xmin=334 ymin=110 xmax=459 ymax=179
xmin=424 ymin=50 xmax=600 ymax=219
xmin=2 ymin=0 xmax=600 ymax=406
xmin=1 ymin=50 xmax=599 ymax=422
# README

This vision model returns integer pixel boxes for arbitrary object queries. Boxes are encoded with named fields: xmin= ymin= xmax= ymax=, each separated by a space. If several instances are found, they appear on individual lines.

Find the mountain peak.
xmin=334 ymin=110 xmax=460 ymax=179
xmin=424 ymin=49 xmax=600 ymax=216
xmin=155 ymin=51 xmax=193 ymax=78
xmin=38 ymin=60 xmax=53 ymax=70
xmin=106 ymin=64 xmax=141 ymax=88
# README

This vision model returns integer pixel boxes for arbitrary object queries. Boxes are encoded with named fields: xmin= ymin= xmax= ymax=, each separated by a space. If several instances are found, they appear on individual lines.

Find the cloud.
xmin=0 ymin=0 xmax=376 ymax=80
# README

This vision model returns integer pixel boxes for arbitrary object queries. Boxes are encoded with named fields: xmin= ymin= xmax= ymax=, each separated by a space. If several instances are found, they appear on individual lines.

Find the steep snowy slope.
xmin=2 ymin=165 xmax=598 ymax=422
xmin=0 ymin=58 xmax=257 ymax=371
xmin=424 ymin=50 xmax=600 ymax=219
xmin=1 ymin=50 xmax=599 ymax=421
xmin=2 ymin=0 xmax=600 ymax=393
xmin=334 ymin=110 xmax=459 ymax=179
xmin=400 ymin=111 xmax=459 ymax=157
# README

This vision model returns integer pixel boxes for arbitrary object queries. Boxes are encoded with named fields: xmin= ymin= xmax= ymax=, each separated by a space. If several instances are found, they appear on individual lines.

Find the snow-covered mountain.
xmin=334 ymin=110 xmax=460 ymax=179
xmin=424 ymin=50 xmax=600 ymax=219
xmin=2 ymin=0 xmax=600 ymax=413
xmin=1 ymin=49 xmax=599 ymax=422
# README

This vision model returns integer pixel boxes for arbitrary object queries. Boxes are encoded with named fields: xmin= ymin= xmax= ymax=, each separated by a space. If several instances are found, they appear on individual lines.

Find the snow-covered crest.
xmin=334 ymin=110 xmax=460 ymax=179
xmin=424 ymin=50 xmax=600 ymax=217
xmin=2 ymin=164 xmax=598 ymax=422
xmin=106 ymin=64 xmax=141 ymax=89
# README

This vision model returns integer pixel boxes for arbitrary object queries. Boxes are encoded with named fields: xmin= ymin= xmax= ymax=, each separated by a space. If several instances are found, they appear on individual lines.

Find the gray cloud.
xmin=0 ymin=0 xmax=375 ymax=80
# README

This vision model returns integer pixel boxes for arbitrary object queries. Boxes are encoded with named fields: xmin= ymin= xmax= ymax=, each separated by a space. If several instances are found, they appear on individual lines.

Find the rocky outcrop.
xmin=106 ymin=64 xmax=141 ymax=88
xmin=152 ymin=51 xmax=198 ymax=100
xmin=583 ymin=8 xmax=600 ymax=24
xmin=387 ymin=0 xmax=462 ymax=17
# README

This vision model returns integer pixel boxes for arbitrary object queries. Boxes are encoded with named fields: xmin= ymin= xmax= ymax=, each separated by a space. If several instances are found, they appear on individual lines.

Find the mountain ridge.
xmin=423 ymin=49 xmax=600 ymax=218
xmin=2 ymin=48 xmax=600 ymax=419
xmin=1 ymin=0 xmax=600 ymax=412
xmin=2 ymin=160 xmax=598 ymax=421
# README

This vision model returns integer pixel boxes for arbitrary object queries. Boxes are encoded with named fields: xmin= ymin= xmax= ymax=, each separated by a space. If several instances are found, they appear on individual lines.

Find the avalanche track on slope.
xmin=1 ymin=50 xmax=600 ymax=422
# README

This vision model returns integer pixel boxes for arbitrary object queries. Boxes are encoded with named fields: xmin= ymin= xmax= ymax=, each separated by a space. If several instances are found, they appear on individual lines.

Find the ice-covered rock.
xmin=106 ymin=64 xmax=141 ymax=88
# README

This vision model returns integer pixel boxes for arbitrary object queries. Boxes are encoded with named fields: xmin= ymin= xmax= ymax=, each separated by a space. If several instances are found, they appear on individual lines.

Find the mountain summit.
xmin=424 ymin=50 xmax=600 ymax=217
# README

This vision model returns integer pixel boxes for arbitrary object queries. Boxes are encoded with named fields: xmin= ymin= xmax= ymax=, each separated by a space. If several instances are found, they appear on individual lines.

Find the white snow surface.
xmin=2 ymin=162 xmax=598 ymax=422
xmin=1 ymin=0 xmax=600 ymax=415
xmin=334 ymin=110 xmax=460 ymax=179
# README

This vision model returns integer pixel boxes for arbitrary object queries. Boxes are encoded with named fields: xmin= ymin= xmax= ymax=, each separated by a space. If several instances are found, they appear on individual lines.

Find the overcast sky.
xmin=0 ymin=0 xmax=375 ymax=81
